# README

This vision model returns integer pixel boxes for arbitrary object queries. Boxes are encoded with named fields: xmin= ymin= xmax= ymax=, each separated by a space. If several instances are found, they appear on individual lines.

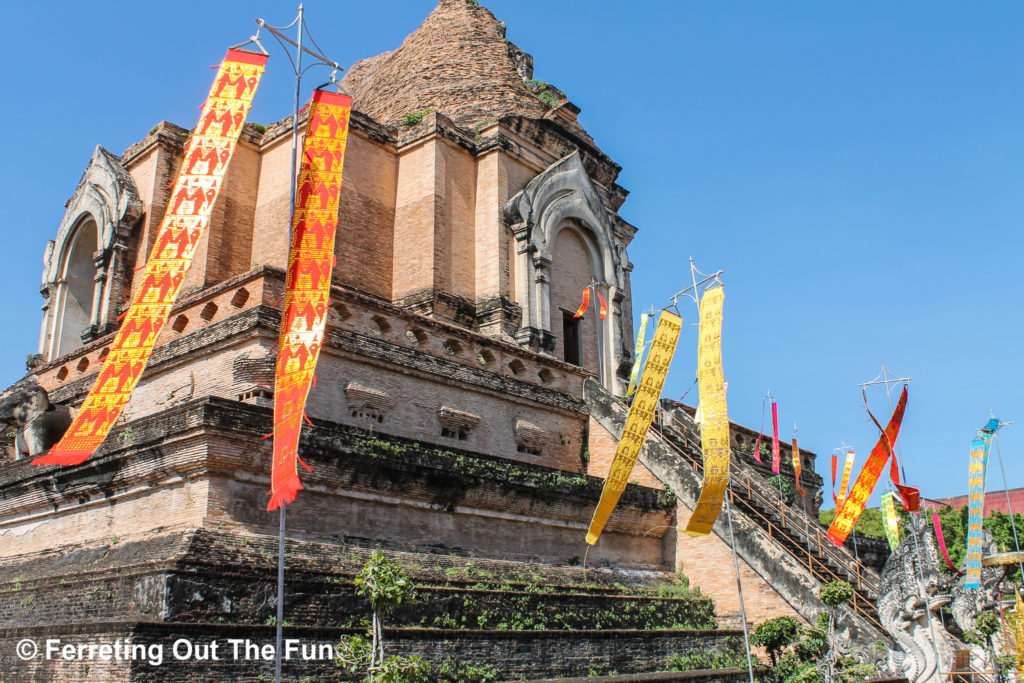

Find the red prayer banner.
xmin=864 ymin=393 xmax=919 ymax=511
xmin=573 ymin=287 xmax=590 ymax=319
xmin=35 ymin=49 xmax=267 ymax=466
xmin=267 ymin=90 xmax=352 ymax=511
xmin=771 ymin=402 xmax=780 ymax=474
xmin=831 ymin=452 xmax=838 ymax=504
xmin=932 ymin=512 xmax=964 ymax=576
xmin=826 ymin=386 xmax=908 ymax=546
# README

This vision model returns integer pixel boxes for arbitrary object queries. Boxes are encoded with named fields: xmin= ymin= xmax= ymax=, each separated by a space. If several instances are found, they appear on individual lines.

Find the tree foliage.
xmin=751 ymin=616 xmax=801 ymax=666
xmin=820 ymin=581 xmax=855 ymax=608
xmin=356 ymin=551 xmax=415 ymax=613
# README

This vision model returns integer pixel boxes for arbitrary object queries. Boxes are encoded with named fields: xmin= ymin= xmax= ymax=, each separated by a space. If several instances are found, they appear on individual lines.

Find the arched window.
xmin=550 ymin=227 xmax=600 ymax=375
xmin=506 ymin=151 xmax=631 ymax=393
xmin=52 ymin=217 xmax=99 ymax=357
xmin=39 ymin=146 xmax=142 ymax=361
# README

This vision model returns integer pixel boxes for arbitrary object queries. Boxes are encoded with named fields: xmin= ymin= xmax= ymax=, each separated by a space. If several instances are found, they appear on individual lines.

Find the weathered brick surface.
xmin=0 ymin=622 xmax=745 ymax=682
xmin=0 ymin=398 xmax=672 ymax=565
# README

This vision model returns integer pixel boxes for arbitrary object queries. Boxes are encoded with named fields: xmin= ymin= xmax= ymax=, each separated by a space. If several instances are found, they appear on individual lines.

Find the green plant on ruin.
xmin=335 ymin=634 xmax=430 ymax=683
xmin=752 ymin=608 xmax=877 ymax=683
xmin=399 ymin=108 xmax=434 ymax=127
xmin=817 ymin=581 xmax=855 ymax=683
xmin=464 ymin=0 xmax=480 ymax=6
xmin=666 ymin=640 xmax=748 ymax=672
xmin=355 ymin=551 xmax=415 ymax=677
xmin=768 ymin=474 xmax=797 ymax=505
xmin=658 ymin=483 xmax=677 ymax=509
xmin=434 ymin=660 xmax=498 ymax=682
xmin=248 ymin=122 xmax=267 ymax=134
xmin=536 ymin=90 xmax=559 ymax=108
xmin=751 ymin=616 xmax=801 ymax=667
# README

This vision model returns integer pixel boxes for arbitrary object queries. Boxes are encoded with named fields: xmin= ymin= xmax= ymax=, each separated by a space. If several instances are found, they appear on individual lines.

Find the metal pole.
xmin=867 ymin=369 xmax=941 ymax=673
xmin=594 ymin=283 xmax=605 ymax=389
xmin=993 ymin=435 xmax=1024 ymax=583
xmin=726 ymin=494 xmax=757 ymax=683
xmin=275 ymin=506 xmax=286 ymax=683
xmin=276 ymin=7 xmax=304 ymax=683
xmin=909 ymin=513 xmax=944 ymax=678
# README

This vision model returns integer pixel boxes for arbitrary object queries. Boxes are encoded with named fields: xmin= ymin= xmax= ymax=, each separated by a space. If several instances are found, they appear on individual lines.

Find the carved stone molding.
xmin=40 ymin=146 xmax=142 ymax=359
xmin=504 ymin=151 xmax=633 ymax=393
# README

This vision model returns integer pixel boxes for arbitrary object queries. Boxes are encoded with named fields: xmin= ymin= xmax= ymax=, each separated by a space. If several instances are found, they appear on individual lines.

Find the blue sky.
xmin=1 ymin=1 xmax=1021 ymax=506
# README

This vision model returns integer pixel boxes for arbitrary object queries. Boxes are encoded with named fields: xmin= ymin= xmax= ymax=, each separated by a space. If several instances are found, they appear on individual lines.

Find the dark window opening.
xmin=441 ymin=426 xmax=469 ymax=441
xmin=351 ymin=408 xmax=384 ymax=424
xmin=562 ymin=311 xmax=581 ymax=366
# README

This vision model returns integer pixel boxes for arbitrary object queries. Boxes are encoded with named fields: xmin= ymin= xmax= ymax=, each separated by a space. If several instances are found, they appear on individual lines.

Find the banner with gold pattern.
xmin=586 ymin=310 xmax=682 ymax=545
xmin=267 ymin=90 xmax=353 ymax=511
xmin=684 ymin=286 xmax=730 ymax=536
xmin=881 ymin=491 xmax=900 ymax=551
xmin=965 ymin=418 xmax=999 ymax=587
xmin=837 ymin=449 xmax=855 ymax=504
xmin=35 ymin=49 xmax=267 ymax=466
xmin=792 ymin=437 xmax=805 ymax=498
xmin=624 ymin=312 xmax=650 ymax=398
xmin=826 ymin=386 xmax=908 ymax=546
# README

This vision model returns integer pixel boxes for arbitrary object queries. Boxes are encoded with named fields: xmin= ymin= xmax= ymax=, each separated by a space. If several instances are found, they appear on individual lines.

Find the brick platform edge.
xmin=0 ymin=623 xmax=744 ymax=682
xmin=523 ymin=668 xmax=750 ymax=683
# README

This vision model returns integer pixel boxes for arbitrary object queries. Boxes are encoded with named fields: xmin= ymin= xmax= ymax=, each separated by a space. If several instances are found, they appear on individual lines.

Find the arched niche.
xmin=39 ymin=146 xmax=141 ymax=361
xmin=549 ymin=225 xmax=602 ymax=375
xmin=505 ymin=151 xmax=634 ymax=393
xmin=52 ymin=217 xmax=99 ymax=357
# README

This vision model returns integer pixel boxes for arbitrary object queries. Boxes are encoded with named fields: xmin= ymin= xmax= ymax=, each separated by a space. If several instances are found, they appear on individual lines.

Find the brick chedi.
xmin=0 ymin=2 xmax=875 ymax=681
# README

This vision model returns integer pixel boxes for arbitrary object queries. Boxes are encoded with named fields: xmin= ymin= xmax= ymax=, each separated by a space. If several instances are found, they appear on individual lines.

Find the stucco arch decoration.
xmin=504 ymin=151 xmax=633 ymax=393
xmin=39 ymin=146 xmax=142 ymax=360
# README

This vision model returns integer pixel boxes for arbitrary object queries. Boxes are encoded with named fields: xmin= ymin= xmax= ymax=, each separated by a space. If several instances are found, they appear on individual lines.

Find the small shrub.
xmin=820 ymin=580 xmax=854 ymax=607
xmin=400 ymin=108 xmax=434 ymax=127
xmin=751 ymin=616 xmax=800 ymax=666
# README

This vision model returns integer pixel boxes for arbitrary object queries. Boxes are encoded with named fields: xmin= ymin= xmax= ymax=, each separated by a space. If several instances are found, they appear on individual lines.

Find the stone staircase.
xmin=584 ymin=379 xmax=888 ymax=643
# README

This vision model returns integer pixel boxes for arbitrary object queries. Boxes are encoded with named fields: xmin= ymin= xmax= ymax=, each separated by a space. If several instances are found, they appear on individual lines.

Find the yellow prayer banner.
xmin=838 ymin=450 xmax=855 ymax=504
xmin=35 ymin=49 xmax=267 ymax=466
xmin=585 ymin=310 xmax=682 ymax=545
xmin=684 ymin=286 xmax=729 ymax=536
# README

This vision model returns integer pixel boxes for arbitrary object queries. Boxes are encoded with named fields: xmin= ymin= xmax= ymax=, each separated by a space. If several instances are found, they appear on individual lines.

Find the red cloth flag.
xmin=573 ymin=287 xmax=590 ymax=318
xmin=831 ymin=452 xmax=838 ymax=504
xmin=267 ymin=90 xmax=352 ymax=510
xmin=826 ymin=386 xmax=908 ymax=546
xmin=771 ymin=401 xmax=780 ymax=474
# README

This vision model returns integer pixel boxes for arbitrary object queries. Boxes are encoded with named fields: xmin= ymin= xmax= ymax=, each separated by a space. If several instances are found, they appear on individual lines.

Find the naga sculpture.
xmin=878 ymin=512 xmax=1004 ymax=683
xmin=0 ymin=379 xmax=72 ymax=461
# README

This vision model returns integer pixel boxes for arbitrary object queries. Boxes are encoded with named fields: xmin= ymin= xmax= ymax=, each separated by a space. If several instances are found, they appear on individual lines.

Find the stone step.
xmin=0 ymin=621 xmax=748 ymax=682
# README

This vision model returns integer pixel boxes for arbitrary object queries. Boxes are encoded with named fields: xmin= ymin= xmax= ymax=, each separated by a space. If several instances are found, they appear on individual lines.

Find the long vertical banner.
xmin=35 ymin=49 xmax=267 ymax=466
xmin=880 ymin=491 xmax=900 ymax=551
xmin=267 ymin=90 xmax=352 ymax=511
xmin=965 ymin=418 xmax=999 ymax=587
xmin=771 ymin=402 xmax=780 ymax=474
xmin=932 ymin=512 xmax=964 ymax=576
xmin=826 ymin=386 xmax=908 ymax=546
xmin=865 ymin=394 xmax=919 ymax=511
xmin=684 ymin=286 xmax=730 ymax=536
xmin=838 ymin=449 xmax=855 ymax=504
xmin=624 ymin=313 xmax=650 ymax=397
xmin=791 ymin=437 xmax=804 ymax=497
xmin=752 ymin=398 xmax=765 ymax=464
xmin=586 ymin=310 xmax=681 ymax=545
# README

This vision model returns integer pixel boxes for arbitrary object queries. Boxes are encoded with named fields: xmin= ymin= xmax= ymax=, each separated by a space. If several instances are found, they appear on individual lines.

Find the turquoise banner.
xmin=965 ymin=418 xmax=1000 ymax=588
